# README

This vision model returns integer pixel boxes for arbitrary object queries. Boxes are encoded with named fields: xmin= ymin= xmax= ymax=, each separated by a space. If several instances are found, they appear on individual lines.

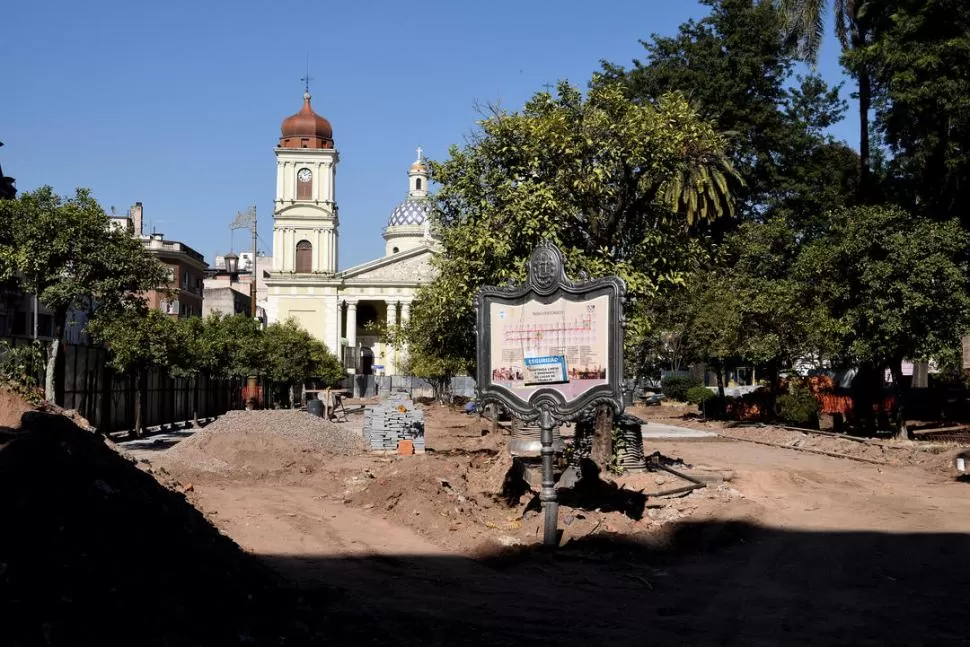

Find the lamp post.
xmin=224 ymin=252 xmax=239 ymax=282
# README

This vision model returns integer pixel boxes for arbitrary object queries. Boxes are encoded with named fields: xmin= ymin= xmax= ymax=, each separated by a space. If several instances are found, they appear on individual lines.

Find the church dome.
xmin=388 ymin=197 xmax=431 ymax=227
xmin=279 ymin=93 xmax=333 ymax=149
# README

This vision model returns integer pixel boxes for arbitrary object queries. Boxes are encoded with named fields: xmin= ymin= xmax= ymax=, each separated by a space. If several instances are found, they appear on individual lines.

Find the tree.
xmin=605 ymin=0 xmax=800 ymax=214
xmin=263 ymin=318 xmax=343 ymax=408
xmin=0 ymin=187 xmax=168 ymax=404
xmin=410 ymin=80 xmax=739 ymax=377
xmin=777 ymin=0 xmax=872 ymax=198
xmin=87 ymin=306 xmax=182 ymax=436
xmin=605 ymin=0 xmax=854 ymax=388
xmin=390 ymin=292 xmax=472 ymax=401
xmin=848 ymin=0 xmax=970 ymax=222
xmin=796 ymin=205 xmax=970 ymax=433
xmin=186 ymin=312 xmax=265 ymax=379
xmin=605 ymin=0 xmax=855 ymax=221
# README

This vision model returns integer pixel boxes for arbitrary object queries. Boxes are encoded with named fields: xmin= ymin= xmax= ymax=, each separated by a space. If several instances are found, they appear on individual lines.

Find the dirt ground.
xmin=0 ymin=387 xmax=34 ymax=428
xmin=8 ymin=385 xmax=970 ymax=645
xmin=124 ymin=400 xmax=970 ymax=645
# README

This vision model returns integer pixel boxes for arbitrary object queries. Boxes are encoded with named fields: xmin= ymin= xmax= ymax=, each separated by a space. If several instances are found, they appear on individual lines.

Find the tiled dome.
xmin=388 ymin=197 xmax=431 ymax=227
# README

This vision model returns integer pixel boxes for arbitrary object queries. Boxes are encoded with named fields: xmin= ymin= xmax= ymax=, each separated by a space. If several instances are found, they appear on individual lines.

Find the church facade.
xmin=265 ymin=91 xmax=437 ymax=375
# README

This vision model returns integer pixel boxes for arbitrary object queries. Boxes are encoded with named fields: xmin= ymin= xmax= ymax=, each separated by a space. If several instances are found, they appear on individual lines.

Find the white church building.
xmin=264 ymin=90 xmax=437 ymax=375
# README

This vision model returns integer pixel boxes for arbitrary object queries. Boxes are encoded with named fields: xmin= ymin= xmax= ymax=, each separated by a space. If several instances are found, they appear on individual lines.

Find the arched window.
xmin=415 ymin=178 xmax=422 ymax=191
xmin=295 ymin=239 xmax=312 ymax=272
xmin=392 ymin=246 xmax=399 ymax=253
xmin=297 ymin=168 xmax=313 ymax=200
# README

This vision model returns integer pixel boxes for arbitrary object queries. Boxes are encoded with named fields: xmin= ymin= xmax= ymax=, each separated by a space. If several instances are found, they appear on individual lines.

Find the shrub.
xmin=703 ymin=395 xmax=729 ymax=418
xmin=777 ymin=385 xmax=820 ymax=427
xmin=661 ymin=375 xmax=703 ymax=402
xmin=686 ymin=386 xmax=716 ymax=405
xmin=0 ymin=341 xmax=45 ymax=404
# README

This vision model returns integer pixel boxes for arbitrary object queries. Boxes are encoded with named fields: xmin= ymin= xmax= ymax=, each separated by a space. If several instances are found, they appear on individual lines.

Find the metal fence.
xmin=341 ymin=374 xmax=477 ymax=400
xmin=2 ymin=338 xmax=250 ymax=433
xmin=60 ymin=344 xmax=247 ymax=432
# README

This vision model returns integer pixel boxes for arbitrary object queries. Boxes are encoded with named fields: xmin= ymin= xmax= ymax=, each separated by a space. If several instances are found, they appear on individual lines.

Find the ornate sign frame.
xmin=475 ymin=241 xmax=626 ymax=421
xmin=475 ymin=241 xmax=626 ymax=546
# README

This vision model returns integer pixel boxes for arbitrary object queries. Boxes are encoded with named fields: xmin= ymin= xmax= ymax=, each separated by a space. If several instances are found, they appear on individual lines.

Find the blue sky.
xmin=2 ymin=0 xmax=854 ymax=270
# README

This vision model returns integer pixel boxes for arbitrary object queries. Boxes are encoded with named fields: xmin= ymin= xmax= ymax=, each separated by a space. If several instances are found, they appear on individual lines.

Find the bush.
xmin=0 ymin=341 xmax=45 ymax=404
xmin=661 ymin=375 xmax=703 ymax=402
xmin=777 ymin=385 xmax=820 ymax=427
xmin=686 ymin=386 xmax=716 ymax=405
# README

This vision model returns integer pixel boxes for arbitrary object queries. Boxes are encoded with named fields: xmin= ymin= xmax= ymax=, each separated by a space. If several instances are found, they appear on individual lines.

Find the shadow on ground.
xmin=263 ymin=522 xmax=970 ymax=646
xmin=3 ymin=410 xmax=969 ymax=645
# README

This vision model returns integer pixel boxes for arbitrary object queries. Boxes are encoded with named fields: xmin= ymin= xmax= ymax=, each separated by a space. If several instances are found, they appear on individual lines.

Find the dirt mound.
xmin=160 ymin=409 xmax=363 ymax=478
xmin=0 ymin=387 xmax=34 ymax=429
xmin=0 ymin=410 xmax=335 ymax=645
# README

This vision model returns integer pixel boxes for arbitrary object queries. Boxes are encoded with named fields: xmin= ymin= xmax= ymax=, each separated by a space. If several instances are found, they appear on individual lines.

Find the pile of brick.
xmin=363 ymin=392 xmax=425 ymax=454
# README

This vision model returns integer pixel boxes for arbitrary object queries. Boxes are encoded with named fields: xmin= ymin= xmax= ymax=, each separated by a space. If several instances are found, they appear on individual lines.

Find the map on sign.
xmin=489 ymin=294 xmax=609 ymax=401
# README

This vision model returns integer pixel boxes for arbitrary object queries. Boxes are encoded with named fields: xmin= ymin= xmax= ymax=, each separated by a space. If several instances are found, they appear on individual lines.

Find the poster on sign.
xmin=476 ymin=241 xmax=624 ymax=420
xmin=489 ymin=296 xmax=609 ymax=400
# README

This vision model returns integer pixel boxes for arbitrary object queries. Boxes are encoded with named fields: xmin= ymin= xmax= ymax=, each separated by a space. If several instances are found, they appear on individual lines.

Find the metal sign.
xmin=475 ymin=241 xmax=625 ymax=546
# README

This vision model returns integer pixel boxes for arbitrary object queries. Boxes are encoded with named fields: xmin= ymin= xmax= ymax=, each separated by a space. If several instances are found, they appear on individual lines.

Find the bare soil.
xmin=0 ymin=387 xmax=34 ymax=428
xmin=14 ymin=396 xmax=970 ymax=645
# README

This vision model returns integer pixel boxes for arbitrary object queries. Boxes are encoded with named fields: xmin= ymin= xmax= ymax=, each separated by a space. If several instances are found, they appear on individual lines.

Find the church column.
xmin=284 ymin=228 xmax=293 ymax=271
xmin=272 ymin=226 xmax=281 ymax=271
xmin=346 ymin=300 xmax=358 ymax=366
xmin=275 ymin=164 xmax=283 ymax=203
xmin=398 ymin=300 xmax=411 ymax=369
xmin=285 ymin=161 xmax=294 ymax=201
xmin=314 ymin=228 xmax=322 ymax=272
xmin=385 ymin=300 xmax=398 ymax=375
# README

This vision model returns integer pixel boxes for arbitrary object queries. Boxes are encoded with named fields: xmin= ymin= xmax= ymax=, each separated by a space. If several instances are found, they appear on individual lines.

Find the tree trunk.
xmin=192 ymin=374 xmax=200 ymax=427
xmin=858 ymin=66 xmax=872 ymax=202
xmin=44 ymin=338 xmax=58 ymax=404
xmin=99 ymin=361 xmax=113 ymax=434
xmin=889 ymin=358 xmax=909 ymax=440
xmin=43 ymin=308 xmax=69 ymax=405
xmin=767 ymin=359 xmax=780 ymax=418
xmin=714 ymin=360 xmax=726 ymax=399
xmin=131 ymin=368 xmax=146 ymax=439
xmin=590 ymin=404 xmax=614 ymax=475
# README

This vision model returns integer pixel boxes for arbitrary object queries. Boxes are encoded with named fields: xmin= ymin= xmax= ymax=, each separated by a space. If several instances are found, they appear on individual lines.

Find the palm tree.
xmin=777 ymin=0 xmax=871 ymax=200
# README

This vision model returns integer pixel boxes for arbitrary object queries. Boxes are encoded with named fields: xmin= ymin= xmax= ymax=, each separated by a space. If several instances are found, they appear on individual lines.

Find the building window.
xmin=416 ymin=178 xmax=422 ymax=190
xmin=392 ymin=247 xmax=399 ymax=253
xmin=295 ymin=239 xmax=312 ymax=272
xmin=297 ymin=168 xmax=313 ymax=200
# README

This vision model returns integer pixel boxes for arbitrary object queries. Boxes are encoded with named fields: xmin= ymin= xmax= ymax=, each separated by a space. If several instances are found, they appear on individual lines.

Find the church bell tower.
xmin=272 ymin=88 xmax=339 ymax=274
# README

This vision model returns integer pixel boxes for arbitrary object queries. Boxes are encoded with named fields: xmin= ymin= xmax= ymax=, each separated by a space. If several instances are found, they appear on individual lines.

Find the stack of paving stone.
xmin=363 ymin=391 xmax=425 ymax=453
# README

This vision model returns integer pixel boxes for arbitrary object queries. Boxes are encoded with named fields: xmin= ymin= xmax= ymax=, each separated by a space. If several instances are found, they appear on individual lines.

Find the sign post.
xmin=475 ymin=241 xmax=626 ymax=546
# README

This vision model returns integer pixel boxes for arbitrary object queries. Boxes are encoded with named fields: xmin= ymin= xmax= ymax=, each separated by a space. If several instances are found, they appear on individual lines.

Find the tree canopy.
xmin=406 ymin=79 xmax=740 ymax=374
xmin=0 ymin=187 xmax=168 ymax=326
